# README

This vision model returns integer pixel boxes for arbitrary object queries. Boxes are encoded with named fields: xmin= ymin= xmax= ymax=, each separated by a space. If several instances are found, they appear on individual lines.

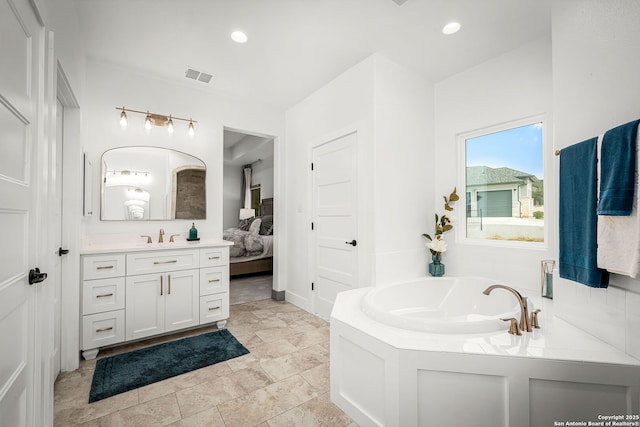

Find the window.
xmin=462 ymin=119 xmax=544 ymax=244
xmin=250 ymin=185 xmax=261 ymax=214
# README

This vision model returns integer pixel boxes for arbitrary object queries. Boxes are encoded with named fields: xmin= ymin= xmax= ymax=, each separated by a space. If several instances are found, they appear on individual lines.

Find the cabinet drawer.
xmin=200 ymin=293 xmax=229 ymax=324
xmin=200 ymin=247 xmax=229 ymax=268
xmin=200 ymin=266 xmax=229 ymax=296
xmin=82 ymin=310 xmax=125 ymax=350
xmin=127 ymin=249 xmax=199 ymax=275
xmin=83 ymin=277 xmax=125 ymax=315
xmin=82 ymin=254 xmax=126 ymax=280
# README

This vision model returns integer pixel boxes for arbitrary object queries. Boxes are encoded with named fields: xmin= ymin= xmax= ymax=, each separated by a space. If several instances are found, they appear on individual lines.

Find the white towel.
xmin=597 ymin=125 xmax=640 ymax=277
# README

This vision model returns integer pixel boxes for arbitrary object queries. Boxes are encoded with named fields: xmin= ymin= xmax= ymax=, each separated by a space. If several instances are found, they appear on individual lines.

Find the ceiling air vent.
xmin=391 ymin=0 xmax=409 ymax=5
xmin=185 ymin=67 xmax=214 ymax=84
xmin=198 ymin=73 xmax=213 ymax=83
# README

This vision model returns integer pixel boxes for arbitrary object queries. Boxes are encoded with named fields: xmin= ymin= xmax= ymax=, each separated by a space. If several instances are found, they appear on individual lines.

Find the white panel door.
xmin=311 ymin=131 xmax=358 ymax=320
xmin=0 ymin=0 xmax=43 ymax=425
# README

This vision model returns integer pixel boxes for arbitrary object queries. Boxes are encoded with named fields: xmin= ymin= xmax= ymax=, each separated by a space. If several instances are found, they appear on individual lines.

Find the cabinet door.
xmin=164 ymin=269 xmax=199 ymax=333
xmin=126 ymin=273 xmax=164 ymax=340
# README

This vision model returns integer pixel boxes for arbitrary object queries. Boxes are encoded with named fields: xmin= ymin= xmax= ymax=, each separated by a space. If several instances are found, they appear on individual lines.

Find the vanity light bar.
xmin=116 ymin=106 xmax=197 ymax=136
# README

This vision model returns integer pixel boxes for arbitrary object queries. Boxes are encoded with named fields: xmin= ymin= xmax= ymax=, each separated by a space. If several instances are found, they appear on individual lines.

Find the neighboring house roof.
xmin=466 ymin=166 xmax=538 ymax=186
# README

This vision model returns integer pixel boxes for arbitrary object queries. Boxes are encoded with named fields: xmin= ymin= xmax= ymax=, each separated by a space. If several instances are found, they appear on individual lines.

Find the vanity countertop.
xmin=80 ymin=235 xmax=232 ymax=255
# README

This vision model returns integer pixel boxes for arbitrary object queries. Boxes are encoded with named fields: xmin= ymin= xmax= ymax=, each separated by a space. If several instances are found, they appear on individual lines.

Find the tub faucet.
xmin=483 ymin=284 xmax=532 ymax=333
xmin=158 ymin=228 xmax=164 ymax=243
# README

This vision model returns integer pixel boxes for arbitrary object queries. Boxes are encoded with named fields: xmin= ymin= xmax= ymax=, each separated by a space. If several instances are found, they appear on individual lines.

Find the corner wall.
xmin=552 ymin=0 xmax=640 ymax=359
xmin=372 ymin=56 xmax=434 ymax=284
xmin=283 ymin=56 xmax=376 ymax=311
xmin=283 ymin=54 xmax=434 ymax=313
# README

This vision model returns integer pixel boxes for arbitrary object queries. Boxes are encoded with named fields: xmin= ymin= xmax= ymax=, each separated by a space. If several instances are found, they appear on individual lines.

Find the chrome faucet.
xmin=483 ymin=284 xmax=533 ymax=333
xmin=158 ymin=228 xmax=164 ymax=243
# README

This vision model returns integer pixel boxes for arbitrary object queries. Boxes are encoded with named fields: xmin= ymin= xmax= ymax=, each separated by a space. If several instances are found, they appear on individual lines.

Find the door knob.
xmin=58 ymin=247 xmax=69 ymax=256
xmin=345 ymin=240 xmax=357 ymax=247
xmin=28 ymin=268 xmax=48 ymax=285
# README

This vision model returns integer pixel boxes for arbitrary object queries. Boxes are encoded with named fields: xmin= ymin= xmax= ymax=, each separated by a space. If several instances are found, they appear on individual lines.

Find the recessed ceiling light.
xmin=442 ymin=22 xmax=461 ymax=35
xmin=231 ymin=31 xmax=248 ymax=43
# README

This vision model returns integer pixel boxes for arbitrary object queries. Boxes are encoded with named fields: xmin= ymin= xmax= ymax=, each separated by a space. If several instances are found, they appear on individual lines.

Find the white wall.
xmin=372 ymin=56 xmax=434 ymax=284
xmin=83 ymin=59 xmax=283 ymax=239
xmin=433 ymin=36 xmax=554 ymax=291
xmin=551 ymin=0 xmax=640 ymax=359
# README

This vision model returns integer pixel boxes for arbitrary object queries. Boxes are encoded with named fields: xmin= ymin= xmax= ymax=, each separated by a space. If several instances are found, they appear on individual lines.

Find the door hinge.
xmin=311 ymin=222 xmax=314 ymax=230
xmin=311 ymin=282 xmax=314 ymax=291
xmin=311 ymin=162 xmax=314 ymax=171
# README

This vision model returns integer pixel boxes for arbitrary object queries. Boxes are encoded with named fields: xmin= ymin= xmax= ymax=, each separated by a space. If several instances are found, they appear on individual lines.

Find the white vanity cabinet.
xmin=80 ymin=244 xmax=230 ymax=360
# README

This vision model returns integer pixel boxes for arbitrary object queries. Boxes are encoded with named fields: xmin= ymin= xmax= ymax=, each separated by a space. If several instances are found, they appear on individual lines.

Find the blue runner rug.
xmin=89 ymin=329 xmax=249 ymax=403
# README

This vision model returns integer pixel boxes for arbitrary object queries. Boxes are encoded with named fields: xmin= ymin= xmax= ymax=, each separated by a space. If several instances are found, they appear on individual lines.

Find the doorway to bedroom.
xmin=222 ymin=128 xmax=275 ymax=305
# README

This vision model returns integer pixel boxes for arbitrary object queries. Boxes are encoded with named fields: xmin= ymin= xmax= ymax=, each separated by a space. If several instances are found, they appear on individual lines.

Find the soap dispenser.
xmin=188 ymin=222 xmax=199 ymax=241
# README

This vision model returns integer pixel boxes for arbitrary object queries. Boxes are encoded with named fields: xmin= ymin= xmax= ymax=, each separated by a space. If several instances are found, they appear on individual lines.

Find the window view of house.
xmin=464 ymin=122 xmax=544 ymax=242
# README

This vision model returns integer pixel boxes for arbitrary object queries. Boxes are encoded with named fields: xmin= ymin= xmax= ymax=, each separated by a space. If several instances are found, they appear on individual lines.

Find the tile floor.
xmin=229 ymin=274 xmax=273 ymax=306
xmin=54 ymin=299 xmax=357 ymax=427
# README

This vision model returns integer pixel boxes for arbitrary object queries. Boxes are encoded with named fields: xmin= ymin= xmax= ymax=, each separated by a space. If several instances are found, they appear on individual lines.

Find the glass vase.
xmin=428 ymin=253 xmax=445 ymax=277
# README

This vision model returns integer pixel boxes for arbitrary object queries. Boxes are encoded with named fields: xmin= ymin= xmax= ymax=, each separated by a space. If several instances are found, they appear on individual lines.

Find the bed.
xmin=224 ymin=198 xmax=274 ymax=277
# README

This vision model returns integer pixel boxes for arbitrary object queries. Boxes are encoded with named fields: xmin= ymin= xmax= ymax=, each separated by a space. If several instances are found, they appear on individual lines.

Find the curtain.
xmin=242 ymin=166 xmax=252 ymax=209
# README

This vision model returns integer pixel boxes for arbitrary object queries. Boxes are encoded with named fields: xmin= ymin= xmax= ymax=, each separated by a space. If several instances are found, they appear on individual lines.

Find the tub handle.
xmin=500 ymin=317 xmax=521 ymax=335
xmin=530 ymin=309 xmax=541 ymax=329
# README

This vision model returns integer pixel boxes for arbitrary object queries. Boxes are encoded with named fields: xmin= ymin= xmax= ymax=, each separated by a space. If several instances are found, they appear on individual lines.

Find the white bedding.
xmin=230 ymin=235 xmax=273 ymax=263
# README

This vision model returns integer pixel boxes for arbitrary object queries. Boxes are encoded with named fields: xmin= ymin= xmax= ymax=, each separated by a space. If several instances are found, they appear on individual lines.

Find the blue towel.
xmin=559 ymin=137 xmax=609 ymax=288
xmin=597 ymin=119 xmax=640 ymax=216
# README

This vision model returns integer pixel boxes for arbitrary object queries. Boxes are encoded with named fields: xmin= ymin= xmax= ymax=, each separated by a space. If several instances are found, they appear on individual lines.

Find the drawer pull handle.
xmin=154 ymin=260 xmax=177 ymax=265
xmin=208 ymin=306 xmax=221 ymax=311
xmin=96 ymin=293 xmax=114 ymax=298
xmin=208 ymin=256 xmax=220 ymax=260
xmin=96 ymin=327 xmax=113 ymax=332
xmin=168 ymin=274 xmax=171 ymax=295
xmin=208 ymin=279 xmax=220 ymax=283
xmin=96 ymin=265 xmax=114 ymax=270
xmin=160 ymin=275 xmax=163 ymax=296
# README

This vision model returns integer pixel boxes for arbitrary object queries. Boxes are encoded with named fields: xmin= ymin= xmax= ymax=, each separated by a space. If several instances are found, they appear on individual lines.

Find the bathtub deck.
xmin=330 ymin=287 xmax=640 ymax=427
xmin=334 ymin=287 xmax=640 ymax=366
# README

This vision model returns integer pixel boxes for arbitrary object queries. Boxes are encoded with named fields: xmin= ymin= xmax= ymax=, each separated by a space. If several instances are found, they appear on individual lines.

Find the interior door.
xmin=311 ymin=131 xmax=358 ymax=320
xmin=0 ymin=0 xmax=43 ymax=425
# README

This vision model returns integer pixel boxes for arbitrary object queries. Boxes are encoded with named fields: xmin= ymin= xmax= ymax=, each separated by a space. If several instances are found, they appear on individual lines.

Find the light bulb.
xmin=442 ymin=22 xmax=461 ymax=35
xmin=144 ymin=113 xmax=153 ymax=131
xmin=231 ymin=31 xmax=248 ymax=43
xmin=188 ymin=120 xmax=195 ymax=137
xmin=119 ymin=109 xmax=128 ymax=128
xmin=167 ymin=116 xmax=174 ymax=134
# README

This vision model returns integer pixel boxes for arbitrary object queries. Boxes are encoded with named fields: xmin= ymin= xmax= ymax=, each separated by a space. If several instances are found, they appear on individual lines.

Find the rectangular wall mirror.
xmin=100 ymin=146 xmax=206 ymax=221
